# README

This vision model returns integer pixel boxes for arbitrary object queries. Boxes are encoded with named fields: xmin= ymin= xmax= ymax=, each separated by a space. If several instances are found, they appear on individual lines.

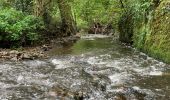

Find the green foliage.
xmin=0 ymin=8 xmax=44 ymax=43
xmin=0 ymin=0 xmax=33 ymax=13
xmin=71 ymin=0 xmax=117 ymax=29
xmin=118 ymin=0 xmax=170 ymax=63
xmin=0 ymin=0 xmax=13 ymax=8
xmin=144 ymin=0 xmax=170 ymax=63
xmin=15 ymin=0 xmax=33 ymax=13
xmin=117 ymin=0 xmax=152 ymax=44
xmin=131 ymin=0 xmax=153 ymax=48
xmin=118 ymin=10 xmax=133 ymax=43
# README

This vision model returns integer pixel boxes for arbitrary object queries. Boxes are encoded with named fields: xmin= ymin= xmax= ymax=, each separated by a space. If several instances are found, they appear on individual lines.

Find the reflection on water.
xmin=48 ymin=36 xmax=131 ymax=56
xmin=0 ymin=35 xmax=170 ymax=100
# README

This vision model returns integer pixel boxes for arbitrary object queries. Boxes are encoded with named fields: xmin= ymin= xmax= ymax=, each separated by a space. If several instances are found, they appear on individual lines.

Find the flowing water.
xmin=0 ymin=35 xmax=170 ymax=100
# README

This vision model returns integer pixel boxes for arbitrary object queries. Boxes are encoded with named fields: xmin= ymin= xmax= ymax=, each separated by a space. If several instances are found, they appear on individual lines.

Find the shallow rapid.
xmin=0 ymin=35 xmax=170 ymax=100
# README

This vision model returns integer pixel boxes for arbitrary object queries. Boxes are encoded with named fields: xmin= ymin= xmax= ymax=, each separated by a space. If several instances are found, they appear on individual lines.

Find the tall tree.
xmin=57 ymin=0 xmax=77 ymax=36
xmin=33 ymin=0 xmax=53 ymax=30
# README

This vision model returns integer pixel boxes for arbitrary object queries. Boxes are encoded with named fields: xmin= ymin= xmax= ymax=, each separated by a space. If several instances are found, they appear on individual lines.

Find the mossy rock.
xmin=144 ymin=0 xmax=170 ymax=63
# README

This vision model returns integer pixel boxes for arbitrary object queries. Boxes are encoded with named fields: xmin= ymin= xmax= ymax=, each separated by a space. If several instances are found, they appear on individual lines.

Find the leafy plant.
xmin=0 ymin=8 xmax=44 ymax=46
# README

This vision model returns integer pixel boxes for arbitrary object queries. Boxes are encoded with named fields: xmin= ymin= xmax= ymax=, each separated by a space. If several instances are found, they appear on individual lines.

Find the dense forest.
xmin=0 ymin=0 xmax=170 ymax=61
xmin=0 ymin=0 xmax=117 ymax=47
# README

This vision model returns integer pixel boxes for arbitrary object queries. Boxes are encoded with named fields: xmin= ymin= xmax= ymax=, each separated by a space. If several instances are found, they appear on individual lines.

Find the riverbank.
xmin=118 ymin=0 xmax=170 ymax=64
xmin=143 ymin=0 xmax=170 ymax=63
xmin=0 ymin=36 xmax=80 ymax=61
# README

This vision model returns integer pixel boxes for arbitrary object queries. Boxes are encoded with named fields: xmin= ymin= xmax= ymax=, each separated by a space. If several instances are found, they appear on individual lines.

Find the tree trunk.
xmin=33 ymin=0 xmax=45 ymax=17
xmin=57 ymin=0 xmax=77 ymax=36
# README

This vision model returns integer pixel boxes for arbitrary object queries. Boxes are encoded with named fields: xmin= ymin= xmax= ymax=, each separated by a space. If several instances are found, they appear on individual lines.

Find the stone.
xmin=22 ymin=53 xmax=31 ymax=59
xmin=9 ymin=50 xmax=19 ymax=54
xmin=1 ymin=51 xmax=9 ymax=56
xmin=11 ymin=57 xmax=18 ymax=61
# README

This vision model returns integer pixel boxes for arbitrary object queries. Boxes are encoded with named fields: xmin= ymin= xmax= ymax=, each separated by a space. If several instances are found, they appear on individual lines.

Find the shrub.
xmin=0 ymin=8 xmax=44 ymax=47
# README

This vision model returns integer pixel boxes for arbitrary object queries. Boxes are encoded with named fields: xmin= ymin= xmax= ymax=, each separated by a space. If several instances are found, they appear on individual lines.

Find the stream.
xmin=0 ymin=35 xmax=170 ymax=100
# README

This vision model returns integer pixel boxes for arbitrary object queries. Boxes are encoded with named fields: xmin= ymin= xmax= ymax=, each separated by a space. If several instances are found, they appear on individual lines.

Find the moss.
xmin=117 ymin=0 xmax=170 ymax=63
xmin=144 ymin=0 xmax=170 ymax=63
